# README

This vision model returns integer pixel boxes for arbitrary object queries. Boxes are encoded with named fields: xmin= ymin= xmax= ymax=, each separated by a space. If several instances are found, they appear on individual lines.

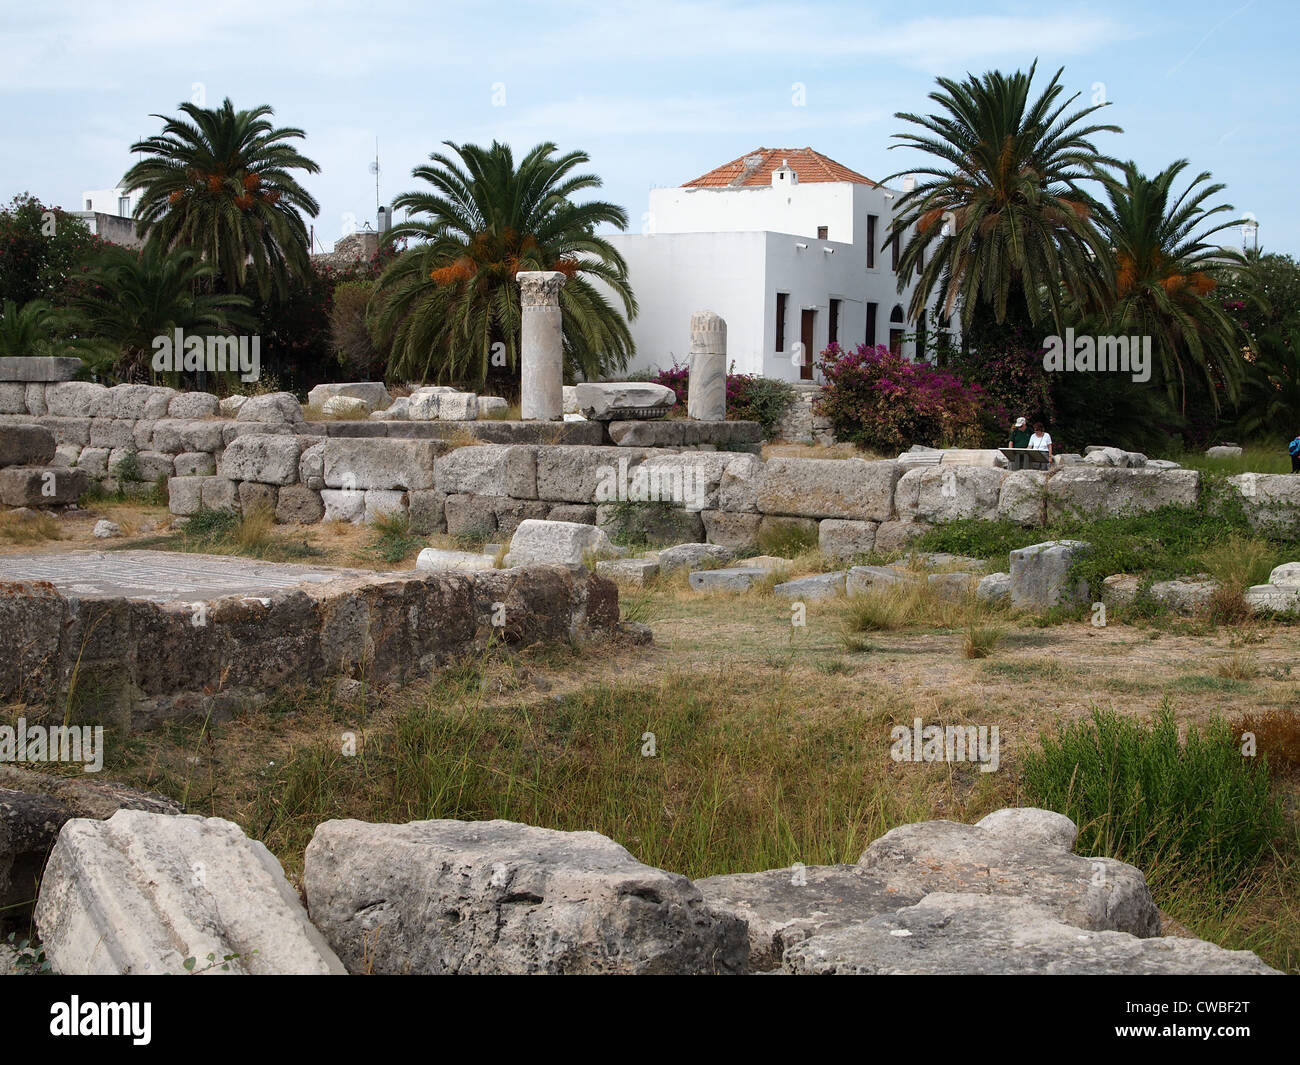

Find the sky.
xmin=1 ymin=0 xmax=1295 ymax=255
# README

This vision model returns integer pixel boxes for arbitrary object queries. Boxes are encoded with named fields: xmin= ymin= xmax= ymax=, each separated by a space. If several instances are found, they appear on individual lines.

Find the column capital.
xmin=516 ymin=271 xmax=567 ymax=307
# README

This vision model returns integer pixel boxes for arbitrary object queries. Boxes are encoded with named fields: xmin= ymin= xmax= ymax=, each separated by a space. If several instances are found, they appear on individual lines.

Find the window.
xmin=118 ymin=196 xmax=130 ymax=216
xmin=85 ymin=199 xmax=92 ymax=211
xmin=917 ymin=245 xmax=924 ymax=277
xmin=817 ymin=225 xmax=828 ymax=240
xmin=891 ymin=232 xmax=900 ymax=271
xmin=866 ymin=215 xmax=877 ymax=268
xmin=775 ymin=293 xmax=788 ymax=352
xmin=866 ymin=302 xmax=878 ymax=347
xmin=916 ymin=316 xmax=928 ymax=360
xmin=828 ymin=299 xmax=841 ymax=346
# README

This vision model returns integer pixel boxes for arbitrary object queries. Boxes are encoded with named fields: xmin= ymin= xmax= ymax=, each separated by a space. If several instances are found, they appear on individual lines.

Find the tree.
xmin=121 ymin=98 xmax=320 ymax=300
xmin=0 ymin=300 xmax=67 ymax=358
xmin=1091 ymin=160 xmax=1247 ymax=414
xmin=330 ymin=279 xmax=385 ymax=379
xmin=0 ymin=194 xmax=106 ymax=307
xmin=1222 ymin=252 xmax=1300 ymax=438
xmin=66 ymin=244 xmax=253 ymax=383
xmin=372 ymin=140 xmax=636 ymax=388
xmin=884 ymin=62 xmax=1121 ymax=339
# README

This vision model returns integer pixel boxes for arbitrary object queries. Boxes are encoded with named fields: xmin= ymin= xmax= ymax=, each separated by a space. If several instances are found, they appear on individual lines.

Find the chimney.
xmin=772 ymin=159 xmax=798 ymax=187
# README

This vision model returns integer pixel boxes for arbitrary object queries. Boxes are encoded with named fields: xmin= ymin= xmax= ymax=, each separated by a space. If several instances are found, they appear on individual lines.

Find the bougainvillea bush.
xmin=649 ymin=362 xmax=797 ymax=439
xmin=814 ymin=343 xmax=987 ymax=451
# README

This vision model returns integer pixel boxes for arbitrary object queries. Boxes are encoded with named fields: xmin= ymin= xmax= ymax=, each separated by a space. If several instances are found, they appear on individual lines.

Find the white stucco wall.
xmin=81 ymin=187 xmax=141 ymax=217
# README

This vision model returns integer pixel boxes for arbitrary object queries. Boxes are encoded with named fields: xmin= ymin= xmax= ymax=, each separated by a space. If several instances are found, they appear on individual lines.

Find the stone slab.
xmin=0 ymin=549 xmax=380 ymax=603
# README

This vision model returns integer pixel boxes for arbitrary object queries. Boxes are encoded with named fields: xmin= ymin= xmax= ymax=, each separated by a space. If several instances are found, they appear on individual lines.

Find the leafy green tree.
xmin=1223 ymin=252 xmax=1300 ymax=438
xmin=884 ymin=62 xmax=1121 ymax=338
xmin=1091 ymin=160 xmax=1247 ymax=414
xmin=330 ymin=279 xmax=386 ymax=379
xmin=67 ymin=244 xmax=253 ymax=383
xmin=372 ymin=140 xmax=636 ymax=388
xmin=121 ymin=98 xmax=320 ymax=300
xmin=0 ymin=194 xmax=105 ymax=307
xmin=0 ymin=299 xmax=67 ymax=358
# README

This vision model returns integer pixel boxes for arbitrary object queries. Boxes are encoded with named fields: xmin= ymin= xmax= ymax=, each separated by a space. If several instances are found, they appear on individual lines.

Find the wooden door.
xmin=800 ymin=309 xmax=815 ymax=380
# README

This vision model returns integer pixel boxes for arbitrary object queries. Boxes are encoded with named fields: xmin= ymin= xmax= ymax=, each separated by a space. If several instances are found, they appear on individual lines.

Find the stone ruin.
xmin=0 ymin=312 xmax=1297 ymax=978
xmin=3 ymin=799 xmax=1279 ymax=975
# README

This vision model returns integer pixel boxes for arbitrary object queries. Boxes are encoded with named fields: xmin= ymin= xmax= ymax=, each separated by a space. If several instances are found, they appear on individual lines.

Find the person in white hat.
xmin=1008 ymin=416 xmax=1031 ymax=449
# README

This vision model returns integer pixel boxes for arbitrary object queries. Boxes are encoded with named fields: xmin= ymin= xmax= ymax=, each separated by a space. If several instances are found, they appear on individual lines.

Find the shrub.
xmin=814 ymin=343 xmax=986 ymax=451
xmin=727 ymin=374 xmax=797 ymax=438
xmin=647 ymin=363 xmax=797 ymax=439
xmin=1021 ymin=706 xmax=1283 ymax=896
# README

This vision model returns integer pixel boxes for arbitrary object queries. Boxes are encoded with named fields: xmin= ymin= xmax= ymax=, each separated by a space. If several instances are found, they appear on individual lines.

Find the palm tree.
xmin=884 ymin=62 xmax=1122 ymax=337
xmin=121 ymin=98 xmax=320 ymax=300
xmin=0 ymin=299 xmax=67 ymax=358
xmin=67 ymin=244 xmax=254 ymax=383
xmin=372 ymin=140 xmax=636 ymax=386
xmin=1091 ymin=160 xmax=1247 ymax=413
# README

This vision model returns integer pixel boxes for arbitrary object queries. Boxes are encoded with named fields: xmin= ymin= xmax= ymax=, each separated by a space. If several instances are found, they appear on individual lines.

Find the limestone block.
xmin=322 ymin=438 xmax=439 ymax=491
xmin=504 ymin=519 xmax=613 ymax=567
xmin=167 ymin=392 xmax=220 ymax=419
xmin=34 ymin=810 xmax=345 ymax=975
xmin=321 ymin=488 xmax=365 ymax=524
xmin=0 ymin=424 xmax=55 ymax=467
xmin=219 ymin=434 xmax=302 ymax=486
xmin=755 ymin=458 xmax=898 ymax=521
xmin=235 ymin=392 xmax=304 ymax=424
xmin=303 ymin=817 xmax=747 ymax=974
xmin=1009 ymin=540 xmax=1092 ymax=611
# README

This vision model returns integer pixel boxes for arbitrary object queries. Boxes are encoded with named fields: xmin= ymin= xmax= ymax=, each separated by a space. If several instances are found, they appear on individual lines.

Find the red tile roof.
xmin=684 ymin=147 xmax=878 ymax=188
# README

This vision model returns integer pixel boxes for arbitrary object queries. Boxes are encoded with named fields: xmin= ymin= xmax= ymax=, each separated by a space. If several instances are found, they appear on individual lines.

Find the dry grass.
xmin=0 ymin=510 xmax=64 ymax=544
xmin=962 ymin=624 xmax=1004 ymax=659
xmin=1215 ymin=651 xmax=1261 ymax=681
xmin=1232 ymin=710 xmax=1300 ymax=776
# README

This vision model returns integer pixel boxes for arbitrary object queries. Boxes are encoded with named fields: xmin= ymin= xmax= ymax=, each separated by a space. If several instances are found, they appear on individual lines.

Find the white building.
xmin=80 ymin=186 xmax=142 ymax=217
xmin=68 ymin=186 xmax=145 ymax=247
xmin=606 ymin=147 xmax=952 ymax=381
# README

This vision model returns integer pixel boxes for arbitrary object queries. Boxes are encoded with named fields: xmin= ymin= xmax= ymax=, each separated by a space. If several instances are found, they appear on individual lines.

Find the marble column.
xmin=517 ymin=271 xmax=566 ymax=421
xmin=687 ymin=310 xmax=727 ymax=422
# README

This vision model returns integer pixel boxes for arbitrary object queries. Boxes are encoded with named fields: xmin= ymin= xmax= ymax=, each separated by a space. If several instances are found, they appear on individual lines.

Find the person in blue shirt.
xmin=1289 ymin=432 xmax=1300 ymax=473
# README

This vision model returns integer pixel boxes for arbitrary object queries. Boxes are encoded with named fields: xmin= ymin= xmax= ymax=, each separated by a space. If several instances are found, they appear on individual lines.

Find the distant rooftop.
xmin=683 ymin=147 xmax=879 ymax=188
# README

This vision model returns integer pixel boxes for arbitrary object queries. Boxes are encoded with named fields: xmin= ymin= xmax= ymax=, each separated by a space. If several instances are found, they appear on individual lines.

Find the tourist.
xmin=1008 ymin=416 xmax=1031 ymax=449
xmin=1289 ymin=431 xmax=1300 ymax=473
xmin=1028 ymin=422 xmax=1053 ymax=458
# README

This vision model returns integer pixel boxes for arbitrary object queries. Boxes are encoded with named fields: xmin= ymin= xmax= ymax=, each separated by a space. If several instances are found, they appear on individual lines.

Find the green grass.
xmin=1167 ymin=674 xmax=1251 ymax=694
xmin=919 ymin=487 xmax=1298 ymax=600
xmin=1021 ymin=705 xmax=1284 ymax=897
xmin=365 ymin=512 xmax=423 ymax=564
xmin=756 ymin=520 xmax=820 ymax=558
xmin=1172 ymin=446 xmax=1291 ymax=476
xmin=254 ymin=665 xmax=947 ymax=881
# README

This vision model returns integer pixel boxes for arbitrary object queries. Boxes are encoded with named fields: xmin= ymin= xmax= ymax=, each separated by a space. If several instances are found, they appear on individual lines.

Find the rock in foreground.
xmin=34 ymin=810 xmax=345 ymax=974
xmin=783 ymin=893 xmax=1280 ymax=975
xmin=303 ymin=818 xmax=749 ymax=974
